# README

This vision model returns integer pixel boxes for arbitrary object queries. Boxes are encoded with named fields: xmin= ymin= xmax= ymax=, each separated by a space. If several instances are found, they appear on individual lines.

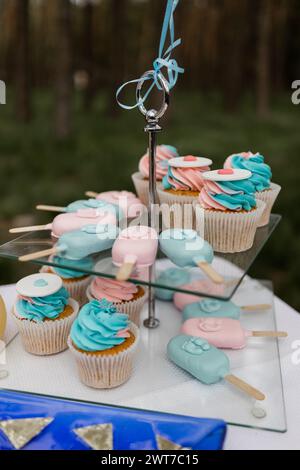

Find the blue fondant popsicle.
xmin=159 ymin=229 xmax=224 ymax=284
xmin=36 ymin=199 xmax=122 ymax=218
xmin=155 ymin=268 xmax=191 ymax=301
xmin=167 ymin=335 xmax=265 ymax=400
xmin=19 ymin=224 xmax=119 ymax=262
xmin=183 ymin=299 xmax=271 ymax=321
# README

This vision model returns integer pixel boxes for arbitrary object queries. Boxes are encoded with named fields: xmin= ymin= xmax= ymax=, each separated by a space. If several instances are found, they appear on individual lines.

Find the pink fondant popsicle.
xmin=173 ymin=280 xmax=225 ymax=311
xmin=181 ymin=317 xmax=287 ymax=349
xmin=112 ymin=226 xmax=158 ymax=281
xmin=85 ymin=190 xmax=145 ymax=218
xmin=9 ymin=208 xmax=117 ymax=238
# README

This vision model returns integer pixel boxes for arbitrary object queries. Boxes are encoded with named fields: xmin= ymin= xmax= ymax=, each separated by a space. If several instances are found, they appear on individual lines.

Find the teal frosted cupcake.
xmin=224 ymin=151 xmax=281 ymax=226
xmin=41 ymin=256 xmax=94 ymax=305
xmin=68 ymin=299 xmax=139 ymax=389
xmin=13 ymin=273 xmax=79 ymax=355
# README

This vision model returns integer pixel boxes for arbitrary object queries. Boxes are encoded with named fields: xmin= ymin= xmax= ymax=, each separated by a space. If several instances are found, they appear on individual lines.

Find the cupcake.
xmin=41 ymin=256 xmax=94 ymax=306
xmin=68 ymin=299 xmax=139 ymax=389
xmin=224 ymin=151 xmax=281 ymax=226
xmin=132 ymin=145 xmax=179 ymax=205
xmin=86 ymin=277 xmax=147 ymax=326
xmin=13 ymin=273 xmax=79 ymax=355
xmin=157 ymin=156 xmax=212 ymax=230
xmin=198 ymin=168 xmax=265 ymax=253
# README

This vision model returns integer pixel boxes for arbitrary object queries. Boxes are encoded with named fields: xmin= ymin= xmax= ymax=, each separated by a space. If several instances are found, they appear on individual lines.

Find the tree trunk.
xmin=54 ymin=0 xmax=72 ymax=138
xmin=257 ymin=0 xmax=272 ymax=117
xmin=221 ymin=0 xmax=249 ymax=112
xmin=83 ymin=0 xmax=94 ymax=110
xmin=108 ymin=0 xmax=126 ymax=116
xmin=14 ymin=0 xmax=31 ymax=122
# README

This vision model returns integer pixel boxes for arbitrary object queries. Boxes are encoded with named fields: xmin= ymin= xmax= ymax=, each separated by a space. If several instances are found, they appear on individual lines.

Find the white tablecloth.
xmin=226 ymin=296 xmax=300 ymax=450
xmin=0 ymin=284 xmax=299 ymax=450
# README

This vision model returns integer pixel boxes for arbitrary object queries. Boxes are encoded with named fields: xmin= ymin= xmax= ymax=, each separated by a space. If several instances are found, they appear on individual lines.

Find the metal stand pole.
xmin=144 ymin=111 xmax=161 ymax=329
xmin=136 ymin=71 xmax=169 ymax=329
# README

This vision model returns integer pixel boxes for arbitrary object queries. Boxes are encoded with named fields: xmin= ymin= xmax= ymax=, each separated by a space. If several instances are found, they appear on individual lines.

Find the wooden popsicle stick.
xmin=19 ymin=247 xmax=58 ymax=262
xmin=36 ymin=205 xmax=66 ymax=212
xmin=85 ymin=191 xmax=98 ymax=198
xmin=197 ymin=261 xmax=224 ymax=285
xmin=224 ymin=374 xmax=265 ymax=401
xmin=0 ymin=296 xmax=7 ymax=340
xmin=116 ymin=262 xmax=135 ymax=282
xmin=9 ymin=225 xmax=50 ymax=234
xmin=241 ymin=304 xmax=271 ymax=312
xmin=251 ymin=331 xmax=288 ymax=338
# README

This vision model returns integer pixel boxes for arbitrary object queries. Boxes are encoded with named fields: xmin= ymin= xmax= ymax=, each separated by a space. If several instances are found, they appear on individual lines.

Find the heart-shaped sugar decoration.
xmin=183 ymin=155 xmax=197 ymax=162
xmin=33 ymin=279 xmax=48 ymax=287
xmin=217 ymin=169 xmax=234 ymax=175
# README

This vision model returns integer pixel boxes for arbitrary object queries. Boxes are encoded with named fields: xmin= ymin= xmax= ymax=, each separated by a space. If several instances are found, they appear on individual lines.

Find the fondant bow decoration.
xmin=116 ymin=0 xmax=184 ymax=110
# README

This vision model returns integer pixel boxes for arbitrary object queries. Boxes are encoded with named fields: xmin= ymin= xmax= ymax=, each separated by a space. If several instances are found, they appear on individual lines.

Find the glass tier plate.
xmin=0 ymin=214 xmax=281 ymax=301
xmin=0 ymin=278 xmax=286 ymax=432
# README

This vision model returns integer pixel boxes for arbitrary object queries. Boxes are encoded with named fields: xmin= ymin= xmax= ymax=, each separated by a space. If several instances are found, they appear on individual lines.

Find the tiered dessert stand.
xmin=0 ymin=86 xmax=285 ymax=431
xmin=0 ymin=5 xmax=286 ymax=434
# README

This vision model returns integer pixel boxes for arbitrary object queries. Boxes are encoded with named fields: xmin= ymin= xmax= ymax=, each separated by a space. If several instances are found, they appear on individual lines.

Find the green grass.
xmin=0 ymin=90 xmax=299 ymax=310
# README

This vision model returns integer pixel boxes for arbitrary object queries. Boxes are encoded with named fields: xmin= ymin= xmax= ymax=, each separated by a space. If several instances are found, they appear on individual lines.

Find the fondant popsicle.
xmin=167 ymin=335 xmax=265 ymax=400
xmin=183 ymin=299 xmax=271 ymax=321
xmin=112 ymin=226 xmax=158 ymax=281
xmin=10 ymin=209 xmax=117 ymax=238
xmin=36 ymin=199 xmax=121 ymax=217
xmin=181 ymin=318 xmax=287 ymax=349
xmin=155 ymin=268 xmax=191 ymax=301
xmin=85 ymin=190 xmax=144 ymax=218
xmin=174 ymin=279 xmax=225 ymax=311
xmin=19 ymin=224 xmax=119 ymax=262
xmin=159 ymin=229 xmax=224 ymax=284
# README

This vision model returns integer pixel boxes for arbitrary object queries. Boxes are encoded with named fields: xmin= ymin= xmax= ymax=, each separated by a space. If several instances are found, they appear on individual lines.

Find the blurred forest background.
xmin=0 ymin=0 xmax=299 ymax=310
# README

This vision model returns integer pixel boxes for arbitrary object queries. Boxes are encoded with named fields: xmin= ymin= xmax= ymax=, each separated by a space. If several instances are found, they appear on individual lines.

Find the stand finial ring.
xmin=136 ymin=70 xmax=169 ymax=121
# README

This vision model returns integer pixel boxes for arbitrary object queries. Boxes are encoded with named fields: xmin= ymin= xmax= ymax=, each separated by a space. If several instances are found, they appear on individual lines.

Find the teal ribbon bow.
xmin=116 ymin=0 xmax=184 ymax=111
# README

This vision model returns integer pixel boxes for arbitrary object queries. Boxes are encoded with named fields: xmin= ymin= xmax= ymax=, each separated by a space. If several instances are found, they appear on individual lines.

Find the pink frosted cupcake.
xmin=132 ymin=145 xmax=179 ymax=205
xmin=86 ymin=277 xmax=147 ymax=326
xmin=224 ymin=151 xmax=281 ymax=226
xmin=157 ymin=156 xmax=212 ymax=229
xmin=198 ymin=169 xmax=265 ymax=253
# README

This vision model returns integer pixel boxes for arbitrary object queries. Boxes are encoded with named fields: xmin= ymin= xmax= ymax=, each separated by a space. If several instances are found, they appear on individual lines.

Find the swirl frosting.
xmin=139 ymin=145 xmax=179 ymax=180
xmin=51 ymin=256 xmax=94 ymax=279
xmin=224 ymin=152 xmax=272 ymax=192
xmin=90 ymin=277 xmax=138 ymax=303
xmin=70 ymin=299 xmax=130 ymax=352
xmin=16 ymin=287 xmax=69 ymax=322
xmin=199 ymin=178 xmax=257 ymax=211
xmin=163 ymin=163 xmax=211 ymax=192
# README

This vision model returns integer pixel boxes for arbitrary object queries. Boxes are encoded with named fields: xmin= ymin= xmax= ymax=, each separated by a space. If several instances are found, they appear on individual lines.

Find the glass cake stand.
xmin=0 ymin=278 xmax=286 ymax=432
xmin=0 ymin=214 xmax=281 ymax=301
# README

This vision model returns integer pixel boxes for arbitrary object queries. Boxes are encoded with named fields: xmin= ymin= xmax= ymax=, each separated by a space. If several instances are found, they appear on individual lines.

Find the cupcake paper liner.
xmin=131 ymin=172 xmax=150 ymax=206
xmin=196 ymin=200 xmax=266 ymax=253
xmin=255 ymin=183 xmax=281 ymax=227
xmin=86 ymin=285 xmax=147 ymax=326
xmin=40 ymin=265 xmax=91 ymax=306
xmin=13 ymin=298 xmax=79 ymax=356
xmin=157 ymin=184 xmax=199 ymax=230
xmin=68 ymin=323 xmax=140 ymax=389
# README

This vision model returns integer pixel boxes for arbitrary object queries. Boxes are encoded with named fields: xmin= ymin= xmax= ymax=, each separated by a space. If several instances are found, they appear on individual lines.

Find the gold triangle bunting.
xmin=0 ymin=417 xmax=53 ymax=449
